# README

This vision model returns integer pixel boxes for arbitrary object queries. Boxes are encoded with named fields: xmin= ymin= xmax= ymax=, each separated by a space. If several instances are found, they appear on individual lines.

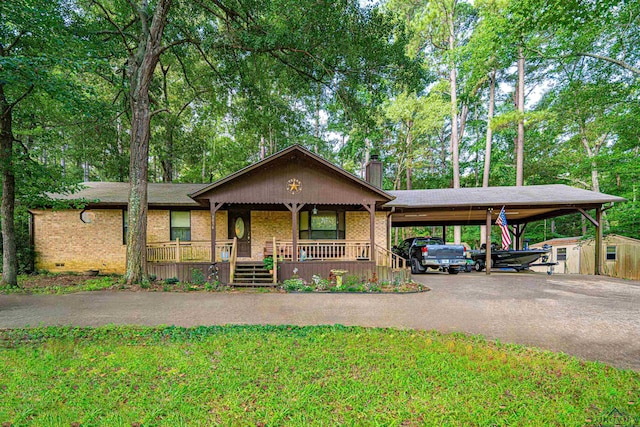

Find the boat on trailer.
xmin=470 ymin=244 xmax=550 ymax=272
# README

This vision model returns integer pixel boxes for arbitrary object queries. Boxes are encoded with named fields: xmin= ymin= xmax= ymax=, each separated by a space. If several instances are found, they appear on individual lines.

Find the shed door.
xmin=229 ymin=210 xmax=251 ymax=258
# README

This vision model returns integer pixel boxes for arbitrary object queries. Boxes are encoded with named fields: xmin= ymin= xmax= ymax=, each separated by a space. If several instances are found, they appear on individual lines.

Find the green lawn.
xmin=0 ymin=325 xmax=638 ymax=426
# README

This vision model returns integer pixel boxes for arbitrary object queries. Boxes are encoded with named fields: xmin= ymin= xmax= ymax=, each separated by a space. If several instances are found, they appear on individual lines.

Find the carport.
xmin=385 ymin=184 xmax=626 ymax=275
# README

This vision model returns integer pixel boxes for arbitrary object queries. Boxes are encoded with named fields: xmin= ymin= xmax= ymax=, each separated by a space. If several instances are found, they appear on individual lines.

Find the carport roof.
xmin=387 ymin=184 xmax=626 ymax=226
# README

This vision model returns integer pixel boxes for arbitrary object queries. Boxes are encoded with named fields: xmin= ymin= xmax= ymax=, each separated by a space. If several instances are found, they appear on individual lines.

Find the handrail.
xmin=272 ymin=236 xmax=277 ymax=284
xmin=229 ymin=237 xmax=238 ymax=283
xmin=375 ymin=244 xmax=409 ymax=269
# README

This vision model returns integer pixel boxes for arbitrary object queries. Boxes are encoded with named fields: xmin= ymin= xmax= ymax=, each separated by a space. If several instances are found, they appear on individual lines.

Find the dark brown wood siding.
xmin=148 ymin=262 xmax=230 ymax=283
xmin=279 ymin=261 xmax=377 ymax=282
xmin=279 ymin=261 xmax=410 ymax=284
xmin=148 ymin=261 xmax=410 ymax=285
xmin=198 ymin=153 xmax=386 ymax=206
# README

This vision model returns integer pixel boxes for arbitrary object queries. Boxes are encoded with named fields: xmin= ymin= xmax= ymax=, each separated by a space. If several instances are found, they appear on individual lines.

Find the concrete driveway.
xmin=1 ymin=272 xmax=639 ymax=370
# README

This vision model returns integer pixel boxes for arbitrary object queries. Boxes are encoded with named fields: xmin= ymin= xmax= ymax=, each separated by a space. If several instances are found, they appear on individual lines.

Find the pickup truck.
xmin=392 ymin=237 xmax=467 ymax=275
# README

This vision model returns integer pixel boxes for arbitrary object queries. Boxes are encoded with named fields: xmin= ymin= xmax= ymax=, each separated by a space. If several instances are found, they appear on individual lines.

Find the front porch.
xmin=146 ymin=239 xmax=409 ymax=285
xmin=146 ymin=239 xmax=373 ymax=263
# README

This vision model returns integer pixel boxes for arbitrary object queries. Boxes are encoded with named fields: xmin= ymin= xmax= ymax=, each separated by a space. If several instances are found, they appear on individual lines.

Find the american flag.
xmin=495 ymin=206 xmax=512 ymax=250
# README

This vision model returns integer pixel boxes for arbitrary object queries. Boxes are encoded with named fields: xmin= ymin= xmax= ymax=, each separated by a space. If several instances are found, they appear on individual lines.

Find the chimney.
xmin=365 ymin=154 xmax=383 ymax=188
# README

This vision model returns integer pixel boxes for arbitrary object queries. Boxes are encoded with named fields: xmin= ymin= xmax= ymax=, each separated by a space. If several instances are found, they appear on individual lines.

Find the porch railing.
xmin=274 ymin=240 xmax=371 ymax=261
xmin=147 ymin=240 xmax=233 ymax=263
xmin=375 ymin=244 xmax=409 ymax=269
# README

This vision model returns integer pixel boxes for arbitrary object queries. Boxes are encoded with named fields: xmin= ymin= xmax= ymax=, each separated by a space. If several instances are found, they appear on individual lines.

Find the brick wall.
xmin=191 ymin=210 xmax=210 ymax=241
xmin=33 ymin=208 xmax=388 ymax=273
xmin=148 ymin=209 xmax=224 ymax=243
xmin=33 ymin=208 xmax=222 ymax=274
xmin=250 ymin=211 xmax=292 ymax=260
xmin=33 ymin=209 xmax=127 ymax=274
xmin=345 ymin=211 xmax=388 ymax=249
xmin=215 ymin=211 xmax=228 ymax=240
xmin=376 ymin=211 xmax=388 ymax=249
xmin=147 ymin=210 xmax=169 ymax=242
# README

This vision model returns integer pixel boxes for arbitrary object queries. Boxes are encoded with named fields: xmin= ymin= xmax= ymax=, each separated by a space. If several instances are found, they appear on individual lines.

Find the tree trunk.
xmin=515 ymin=47 xmax=525 ymax=187
xmin=259 ymin=135 xmax=266 ymax=160
xmin=448 ymin=13 xmax=461 ymax=244
xmin=480 ymin=69 xmax=496 ymax=245
xmin=0 ymin=85 xmax=18 ymax=287
xmin=160 ymin=63 xmax=173 ymax=182
xmin=449 ymin=38 xmax=460 ymax=189
xmin=482 ymin=70 xmax=496 ymax=188
xmin=406 ymin=120 xmax=413 ymax=190
xmin=125 ymin=0 xmax=172 ymax=285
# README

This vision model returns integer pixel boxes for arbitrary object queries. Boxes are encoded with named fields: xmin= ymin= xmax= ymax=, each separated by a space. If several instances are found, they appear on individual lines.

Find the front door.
xmin=229 ymin=210 xmax=251 ymax=258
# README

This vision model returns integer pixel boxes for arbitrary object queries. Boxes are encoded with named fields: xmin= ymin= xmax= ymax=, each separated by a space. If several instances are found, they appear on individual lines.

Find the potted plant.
xmin=263 ymin=256 xmax=274 ymax=274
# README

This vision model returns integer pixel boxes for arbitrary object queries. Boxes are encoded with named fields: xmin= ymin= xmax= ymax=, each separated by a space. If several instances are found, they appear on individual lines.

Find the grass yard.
xmin=1 ymin=275 xmax=117 ymax=295
xmin=0 ymin=325 xmax=638 ymax=426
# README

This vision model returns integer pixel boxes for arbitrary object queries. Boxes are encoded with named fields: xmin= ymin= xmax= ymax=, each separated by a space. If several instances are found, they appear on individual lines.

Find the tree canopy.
xmin=1 ymin=0 xmax=638 ymax=281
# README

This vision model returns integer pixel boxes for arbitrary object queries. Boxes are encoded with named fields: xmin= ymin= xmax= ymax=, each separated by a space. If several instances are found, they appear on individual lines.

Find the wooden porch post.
xmin=210 ymin=201 xmax=222 ymax=262
xmin=442 ymin=226 xmax=447 ymax=242
xmin=595 ymin=206 xmax=603 ymax=275
xmin=486 ymin=208 xmax=493 ymax=275
xmin=364 ymin=203 xmax=375 ymax=261
xmin=286 ymin=203 xmax=303 ymax=261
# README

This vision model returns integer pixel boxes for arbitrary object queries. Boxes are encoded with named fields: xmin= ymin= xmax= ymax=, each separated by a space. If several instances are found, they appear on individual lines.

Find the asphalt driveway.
xmin=1 ymin=272 xmax=639 ymax=370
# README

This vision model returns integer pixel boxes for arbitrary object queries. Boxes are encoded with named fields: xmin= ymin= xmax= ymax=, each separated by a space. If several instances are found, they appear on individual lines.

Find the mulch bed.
xmin=8 ymin=275 xmax=427 ymax=294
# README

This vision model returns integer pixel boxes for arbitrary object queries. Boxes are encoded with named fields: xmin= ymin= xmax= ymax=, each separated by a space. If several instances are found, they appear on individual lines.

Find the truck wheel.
xmin=448 ymin=267 xmax=459 ymax=275
xmin=411 ymin=259 xmax=421 ymax=274
xmin=474 ymin=261 xmax=484 ymax=272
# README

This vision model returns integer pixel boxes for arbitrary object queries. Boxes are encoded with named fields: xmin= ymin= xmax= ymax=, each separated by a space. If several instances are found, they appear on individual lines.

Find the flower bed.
xmin=280 ymin=274 xmax=428 ymax=293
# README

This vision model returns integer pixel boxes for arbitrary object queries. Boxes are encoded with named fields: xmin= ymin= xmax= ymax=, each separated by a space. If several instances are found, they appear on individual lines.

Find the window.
xmin=299 ymin=210 xmax=345 ymax=239
xmin=606 ymin=245 xmax=617 ymax=261
xmin=123 ymin=210 xmax=128 ymax=245
xmin=556 ymin=248 xmax=567 ymax=261
xmin=171 ymin=210 xmax=191 ymax=241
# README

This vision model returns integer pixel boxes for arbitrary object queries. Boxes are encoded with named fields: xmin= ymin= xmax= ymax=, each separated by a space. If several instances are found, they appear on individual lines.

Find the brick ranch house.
xmin=31 ymin=144 xmax=625 ymax=283
xmin=32 ymin=145 xmax=408 ymax=284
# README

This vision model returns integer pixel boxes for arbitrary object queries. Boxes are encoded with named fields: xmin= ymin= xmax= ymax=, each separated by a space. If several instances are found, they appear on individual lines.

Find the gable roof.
xmin=49 ymin=182 xmax=208 ymax=207
xmin=386 ymin=185 xmax=625 ymax=208
xmin=387 ymin=184 xmax=626 ymax=226
xmin=190 ymin=144 xmax=393 ymax=201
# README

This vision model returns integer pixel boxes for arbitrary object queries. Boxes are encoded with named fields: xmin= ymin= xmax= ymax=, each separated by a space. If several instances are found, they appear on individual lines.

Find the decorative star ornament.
xmin=287 ymin=178 xmax=302 ymax=194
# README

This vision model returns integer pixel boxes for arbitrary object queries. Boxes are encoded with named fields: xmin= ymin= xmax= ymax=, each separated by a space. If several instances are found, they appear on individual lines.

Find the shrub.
xmin=344 ymin=275 xmax=361 ymax=288
xmin=282 ymin=278 xmax=305 ymax=292
xmin=191 ymin=269 xmax=205 ymax=286
xmin=311 ymin=274 xmax=329 ymax=291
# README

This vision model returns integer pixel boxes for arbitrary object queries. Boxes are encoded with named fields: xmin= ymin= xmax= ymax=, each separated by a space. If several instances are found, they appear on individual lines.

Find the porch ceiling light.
xmin=312 ymin=205 xmax=318 ymax=215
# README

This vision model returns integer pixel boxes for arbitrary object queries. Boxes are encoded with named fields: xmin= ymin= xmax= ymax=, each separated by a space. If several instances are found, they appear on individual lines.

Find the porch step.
xmin=232 ymin=262 xmax=275 ymax=285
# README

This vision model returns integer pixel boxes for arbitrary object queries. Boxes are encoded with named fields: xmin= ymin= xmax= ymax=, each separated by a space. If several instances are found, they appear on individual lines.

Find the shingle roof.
xmin=531 ymin=236 xmax=585 ymax=247
xmin=50 ymin=182 xmax=209 ymax=207
xmin=385 ymin=184 xmax=625 ymax=208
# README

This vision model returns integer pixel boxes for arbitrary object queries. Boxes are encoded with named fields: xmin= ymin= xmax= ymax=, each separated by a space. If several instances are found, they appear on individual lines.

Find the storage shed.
xmin=531 ymin=234 xmax=640 ymax=280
